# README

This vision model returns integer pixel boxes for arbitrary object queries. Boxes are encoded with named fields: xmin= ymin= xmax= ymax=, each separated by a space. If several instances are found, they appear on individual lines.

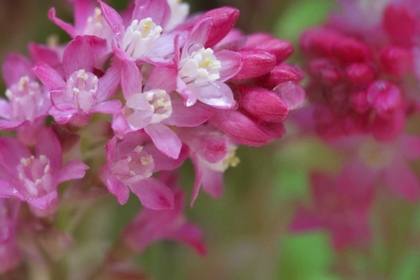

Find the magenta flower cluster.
xmin=0 ymin=0 xmax=303 ymax=274
xmin=290 ymin=0 xmax=420 ymax=252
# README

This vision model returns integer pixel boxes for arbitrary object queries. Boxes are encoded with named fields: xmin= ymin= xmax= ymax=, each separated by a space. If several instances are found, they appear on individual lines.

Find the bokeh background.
xmin=2 ymin=0 xmax=420 ymax=279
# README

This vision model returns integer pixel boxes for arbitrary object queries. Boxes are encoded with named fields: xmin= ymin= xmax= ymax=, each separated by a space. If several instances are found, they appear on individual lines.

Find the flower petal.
xmin=144 ymin=123 xmax=182 ymax=159
xmin=129 ymin=177 xmax=174 ymax=210
xmin=385 ymin=158 xmax=420 ymax=201
xmin=163 ymin=98 xmax=212 ymax=127
xmin=32 ymin=62 xmax=66 ymax=91
xmin=48 ymin=8 xmax=77 ymax=37
xmin=56 ymin=160 xmax=89 ymax=185
xmin=194 ymin=81 xmax=236 ymax=109
xmin=216 ymin=50 xmax=242 ymax=81
xmin=2 ymin=53 xmax=34 ymax=87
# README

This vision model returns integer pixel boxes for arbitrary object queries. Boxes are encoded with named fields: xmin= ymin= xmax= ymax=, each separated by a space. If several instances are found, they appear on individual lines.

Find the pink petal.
xmin=121 ymin=61 xmax=143 ymax=98
xmin=163 ymin=98 xmax=212 ymax=127
xmin=97 ymin=66 xmax=121 ymax=101
xmin=48 ymin=8 xmax=77 ymax=37
xmin=56 ymin=160 xmax=89 ymax=185
xmin=144 ymin=65 xmax=177 ymax=93
xmin=145 ymin=143 xmax=188 ymax=172
xmin=0 ymin=179 xmax=24 ymax=200
xmin=74 ymin=0 xmax=96 ymax=32
xmin=32 ymin=62 xmax=66 ymax=91
xmin=35 ymin=128 xmax=62 ymax=172
xmin=2 ymin=53 xmax=34 ymax=87
xmin=147 ymin=33 xmax=177 ymax=60
xmin=385 ymin=158 xmax=420 ymax=201
xmin=194 ymin=81 xmax=236 ymax=109
xmin=100 ymin=169 xmax=130 ymax=205
xmin=92 ymin=100 xmax=122 ymax=114
xmin=98 ymin=0 xmax=125 ymax=41
xmin=0 ymin=120 xmax=23 ymax=130
xmin=129 ymin=177 xmax=174 ymax=210
xmin=131 ymin=0 xmax=170 ymax=27
xmin=176 ymin=77 xmax=197 ymax=106
xmin=336 ymin=159 xmax=377 ymax=198
xmin=399 ymin=135 xmax=420 ymax=160
xmin=0 ymin=100 xmax=11 ymax=119
xmin=63 ymin=35 xmax=107 ymax=76
xmin=27 ymin=190 xmax=58 ymax=211
xmin=167 ymin=223 xmax=207 ymax=255
xmin=0 ymin=138 xmax=31 ymax=175
xmin=183 ymin=18 xmax=211 ymax=52
xmin=190 ymin=154 xmax=203 ymax=206
xmin=28 ymin=43 xmax=61 ymax=69
xmin=144 ymin=123 xmax=182 ymax=159
xmin=201 ymin=167 xmax=223 ymax=198
xmin=289 ymin=208 xmax=324 ymax=232
xmin=49 ymin=106 xmax=77 ymax=125
xmin=111 ymin=110 xmax=133 ymax=139
xmin=216 ymin=50 xmax=242 ymax=81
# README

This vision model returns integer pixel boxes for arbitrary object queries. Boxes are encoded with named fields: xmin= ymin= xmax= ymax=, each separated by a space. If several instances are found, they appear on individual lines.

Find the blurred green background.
xmin=2 ymin=0 xmax=420 ymax=279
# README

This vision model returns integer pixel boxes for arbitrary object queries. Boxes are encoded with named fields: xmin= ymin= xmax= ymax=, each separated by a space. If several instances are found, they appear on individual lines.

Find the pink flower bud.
xmin=300 ymin=28 xmax=342 ymax=58
xmin=367 ymin=80 xmax=402 ymax=118
xmin=232 ymin=50 xmax=276 ymax=80
xmin=210 ymin=110 xmax=273 ymax=146
xmin=346 ymin=63 xmax=375 ymax=85
xmin=202 ymin=7 xmax=240 ymax=47
xmin=380 ymin=46 xmax=412 ymax=77
xmin=243 ymin=33 xmax=293 ymax=62
xmin=331 ymin=37 xmax=371 ymax=64
xmin=383 ymin=5 xmax=417 ymax=46
xmin=237 ymin=85 xmax=289 ymax=122
xmin=258 ymin=64 xmax=303 ymax=89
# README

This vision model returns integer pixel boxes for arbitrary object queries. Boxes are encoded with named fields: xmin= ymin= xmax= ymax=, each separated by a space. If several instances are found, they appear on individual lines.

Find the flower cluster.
xmin=0 ymin=0 xmax=302 ymax=275
xmin=291 ymin=0 xmax=420 ymax=252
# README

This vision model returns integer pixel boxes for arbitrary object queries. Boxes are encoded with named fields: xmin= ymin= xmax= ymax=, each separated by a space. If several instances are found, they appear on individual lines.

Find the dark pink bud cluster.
xmin=290 ymin=0 xmax=420 ymax=253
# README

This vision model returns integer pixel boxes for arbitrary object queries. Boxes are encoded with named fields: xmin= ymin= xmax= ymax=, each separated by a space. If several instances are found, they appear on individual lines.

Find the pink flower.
xmin=148 ymin=17 xmax=242 ymax=109
xmin=33 ymin=35 xmax=121 ymax=127
xmin=98 ymin=0 xmax=177 ymax=63
xmin=112 ymin=65 xmax=212 ymax=159
xmin=48 ymin=0 xmax=113 ymax=45
xmin=335 ymin=134 xmax=420 ymax=201
xmin=123 ymin=173 xmax=206 ymax=255
xmin=0 ymin=128 xmax=88 ymax=216
xmin=0 ymin=53 xmax=51 ymax=132
xmin=178 ymin=126 xmax=239 ymax=205
xmin=299 ymin=27 xmax=408 ymax=141
xmin=290 ymin=172 xmax=373 ymax=251
xmin=100 ymin=131 xmax=188 ymax=209
xmin=0 ymin=199 xmax=21 ymax=273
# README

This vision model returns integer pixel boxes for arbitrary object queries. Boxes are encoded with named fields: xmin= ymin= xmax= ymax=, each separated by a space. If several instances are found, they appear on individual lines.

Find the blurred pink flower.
xmin=123 ymin=173 xmax=206 ymax=255
xmin=290 ymin=172 xmax=373 ymax=250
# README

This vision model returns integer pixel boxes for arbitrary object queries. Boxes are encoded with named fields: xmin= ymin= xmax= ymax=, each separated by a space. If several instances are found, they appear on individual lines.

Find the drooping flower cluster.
xmin=0 ymin=0 xmax=302 ymax=275
xmin=291 ymin=0 xmax=420 ymax=251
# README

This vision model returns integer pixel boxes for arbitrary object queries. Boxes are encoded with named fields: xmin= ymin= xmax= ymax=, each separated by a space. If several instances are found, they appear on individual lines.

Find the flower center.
xmin=66 ymin=69 xmax=99 ymax=113
xmin=16 ymin=155 xmax=53 ymax=198
xmin=124 ymin=90 xmax=172 ymax=129
xmin=111 ymin=145 xmax=155 ymax=183
xmin=84 ymin=7 xmax=112 ymax=38
xmin=5 ymin=76 xmax=45 ymax=121
xmin=178 ymin=46 xmax=221 ymax=87
xmin=203 ymin=144 xmax=240 ymax=172
xmin=121 ymin=18 xmax=162 ymax=59
xmin=144 ymin=89 xmax=172 ymax=123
